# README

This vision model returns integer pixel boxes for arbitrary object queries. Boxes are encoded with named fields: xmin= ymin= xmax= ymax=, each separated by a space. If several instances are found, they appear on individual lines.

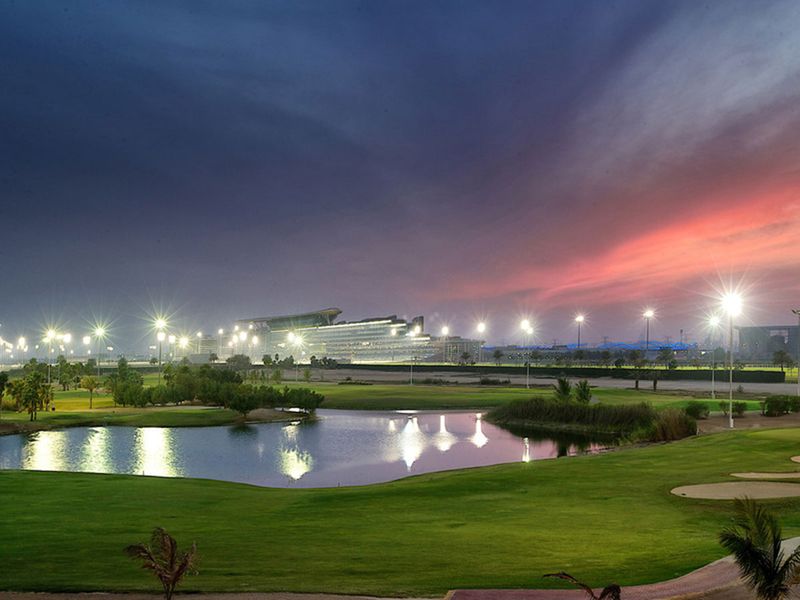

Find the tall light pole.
xmin=722 ymin=293 xmax=742 ymax=429
xmin=156 ymin=329 xmax=166 ymax=385
xmin=520 ymin=319 xmax=533 ymax=389
xmin=476 ymin=321 xmax=486 ymax=363
xmin=217 ymin=328 xmax=224 ymax=359
xmin=643 ymin=309 xmax=655 ymax=354
xmin=708 ymin=315 xmax=721 ymax=401
xmin=440 ymin=325 xmax=449 ymax=364
xmin=94 ymin=326 xmax=106 ymax=376
xmin=45 ymin=329 xmax=55 ymax=383
xmin=793 ymin=309 xmax=800 ymax=398
xmin=196 ymin=331 xmax=203 ymax=353
xmin=575 ymin=315 xmax=585 ymax=350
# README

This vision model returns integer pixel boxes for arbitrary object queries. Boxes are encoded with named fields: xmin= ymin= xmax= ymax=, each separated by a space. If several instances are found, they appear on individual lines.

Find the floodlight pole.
xmin=728 ymin=313 xmax=734 ymax=429
xmin=793 ymin=309 xmax=800 ymax=397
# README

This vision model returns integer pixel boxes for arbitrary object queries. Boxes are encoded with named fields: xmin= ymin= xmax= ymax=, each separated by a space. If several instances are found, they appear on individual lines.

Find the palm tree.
xmin=553 ymin=377 xmax=572 ymax=402
xmin=575 ymin=379 xmax=592 ymax=403
xmin=773 ymin=350 xmax=793 ymax=373
xmin=493 ymin=349 xmax=504 ymax=365
xmin=719 ymin=497 xmax=800 ymax=600
xmin=125 ymin=527 xmax=197 ymax=600
xmin=80 ymin=375 xmax=98 ymax=409
xmin=544 ymin=572 xmax=621 ymax=599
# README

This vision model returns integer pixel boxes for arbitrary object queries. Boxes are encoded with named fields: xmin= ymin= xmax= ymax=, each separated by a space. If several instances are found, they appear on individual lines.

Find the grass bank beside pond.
xmin=0 ymin=406 xmax=299 ymax=436
xmin=3 ymin=428 xmax=800 ymax=595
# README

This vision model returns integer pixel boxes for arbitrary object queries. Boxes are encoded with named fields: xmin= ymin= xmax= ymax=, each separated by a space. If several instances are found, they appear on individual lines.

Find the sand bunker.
xmin=672 ymin=482 xmax=800 ymax=499
xmin=732 ymin=472 xmax=800 ymax=479
xmin=791 ymin=456 xmax=800 ymax=464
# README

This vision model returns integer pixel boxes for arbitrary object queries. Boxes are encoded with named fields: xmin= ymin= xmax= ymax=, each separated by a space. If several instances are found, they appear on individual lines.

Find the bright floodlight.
xmin=414 ymin=324 xmax=421 ymax=334
xmin=62 ymin=333 xmax=72 ymax=344
xmin=179 ymin=336 xmax=189 ymax=348
xmin=94 ymin=326 xmax=106 ymax=338
xmin=196 ymin=331 xmax=202 ymax=338
xmin=575 ymin=314 xmax=585 ymax=323
xmin=168 ymin=334 xmax=176 ymax=344
xmin=520 ymin=319 xmax=530 ymax=330
xmin=218 ymin=328 xmax=224 ymax=335
xmin=251 ymin=335 xmax=259 ymax=344
xmin=45 ymin=329 xmax=56 ymax=341
xmin=155 ymin=318 xmax=167 ymax=331
xmin=722 ymin=292 xmax=743 ymax=317
xmin=441 ymin=326 xmax=450 ymax=336
xmin=17 ymin=336 xmax=25 ymax=347
xmin=82 ymin=336 xmax=91 ymax=345
xmin=709 ymin=315 xmax=721 ymax=328
xmin=248 ymin=324 xmax=254 ymax=330
xmin=234 ymin=325 xmax=239 ymax=332
xmin=390 ymin=329 xmax=397 ymax=336
xmin=476 ymin=322 xmax=486 ymax=334
xmin=643 ymin=309 xmax=655 ymax=319
xmin=157 ymin=331 xmax=166 ymax=342
xmin=238 ymin=331 xmax=247 ymax=341
xmin=526 ymin=326 xmax=533 ymax=335
xmin=287 ymin=331 xmax=296 ymax=342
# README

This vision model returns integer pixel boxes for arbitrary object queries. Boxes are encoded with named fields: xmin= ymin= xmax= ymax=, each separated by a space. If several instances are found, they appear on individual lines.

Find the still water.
xmin=0 ymin=410 xmax=604 ymax=488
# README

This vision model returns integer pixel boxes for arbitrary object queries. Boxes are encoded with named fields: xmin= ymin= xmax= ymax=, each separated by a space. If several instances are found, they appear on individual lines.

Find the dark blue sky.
xmin=2 ymin=0 xmax=800 ymax=350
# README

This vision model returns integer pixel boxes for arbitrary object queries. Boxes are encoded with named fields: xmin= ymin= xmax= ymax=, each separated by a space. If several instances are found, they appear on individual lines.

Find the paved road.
xmin=329 ymin=367 xmax=799 ymax=395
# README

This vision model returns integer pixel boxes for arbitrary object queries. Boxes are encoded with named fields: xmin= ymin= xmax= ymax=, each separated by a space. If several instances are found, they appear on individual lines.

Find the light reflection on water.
xmin=0 ymin=410 xmax=605 ymax=488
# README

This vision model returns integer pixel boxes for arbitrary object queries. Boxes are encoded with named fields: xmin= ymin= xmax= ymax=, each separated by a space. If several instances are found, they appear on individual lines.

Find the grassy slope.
xmin=3 ymin=428 xmax=800 ymax=595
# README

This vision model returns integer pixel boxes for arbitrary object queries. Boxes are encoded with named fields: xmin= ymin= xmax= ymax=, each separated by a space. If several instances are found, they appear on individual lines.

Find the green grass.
xmin=3 ymin=428 xmax=800 ymax=594
xmin=0 ymin=406 xmax=295 ymax=433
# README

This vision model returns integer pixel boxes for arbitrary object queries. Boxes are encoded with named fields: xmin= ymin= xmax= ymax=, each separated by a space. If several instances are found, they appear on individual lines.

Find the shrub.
xmin=488 ymin=397 xmax=655 ymax=435
xmin=650 ymin=408 xmax=697 ymax=442
xmin=552 ymin=377 xmax=572 ymax=402
xmin=733 ymin=401 xmax=747 ymax=417
xmin=761 ymin=396 xmax=792 ymax=417
xmin=719 ymin=401 xmax=729 ymax=416
xmin=479 ymin=377 xmax=510 ymax=385
xmin=684 ymin=400 xmax=710 ymax=420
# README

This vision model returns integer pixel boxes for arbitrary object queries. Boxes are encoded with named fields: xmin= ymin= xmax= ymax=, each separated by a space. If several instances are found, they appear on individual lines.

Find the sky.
xmin=2 ymin=0 xmax=800 ymax=350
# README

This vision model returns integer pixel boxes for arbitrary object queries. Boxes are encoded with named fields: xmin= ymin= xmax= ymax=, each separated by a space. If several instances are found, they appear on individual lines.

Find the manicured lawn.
xmin=3 ymin=428 xmax=800 ymax=595
xmin=0 ymin=406 xmax=293 ymax=433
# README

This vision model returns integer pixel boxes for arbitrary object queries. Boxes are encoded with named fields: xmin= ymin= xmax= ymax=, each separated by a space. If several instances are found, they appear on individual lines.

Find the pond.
xmin=0 ymin=410 xmax=606 ymax=488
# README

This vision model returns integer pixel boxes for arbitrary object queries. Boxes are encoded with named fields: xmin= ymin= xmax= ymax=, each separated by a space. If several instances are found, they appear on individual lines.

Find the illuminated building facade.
xmin=234 ymin=308 xmax=436 ymax=363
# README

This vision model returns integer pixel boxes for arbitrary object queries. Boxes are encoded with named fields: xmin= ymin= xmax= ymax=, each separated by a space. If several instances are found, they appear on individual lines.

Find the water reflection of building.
xmin=134 ymin=428 xmax=179 ymax=477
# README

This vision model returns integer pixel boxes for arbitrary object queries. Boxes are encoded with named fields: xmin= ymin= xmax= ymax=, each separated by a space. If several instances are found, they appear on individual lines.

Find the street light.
xmin=575 ymin=315 xmax=585 ymax=349
xmin=643 ymin=309 xmax=655 ymax=353
xmin=793 ymin=309 xmax=800 ymax=398
xmin=440 ymin=326 xmax=449 ymax=364
xmin=94 ymin=326 xmax=106 ymax=376
xmin=196 ymin=331 xmax=202 ymax=353
xmin=476 ymin=321 xmax=486 ymax=363
xmin=520 ymin=320 xmax=533 ymax=389
xmin=156 ymin=329 xmax=166 ymax=385
xmin=722 ymin=292 xmax=742 ymax=429
xmin=44 ymin=329 xmax=56 ymax=383
xmin=708 ymin=315 xmax=721 ymax=401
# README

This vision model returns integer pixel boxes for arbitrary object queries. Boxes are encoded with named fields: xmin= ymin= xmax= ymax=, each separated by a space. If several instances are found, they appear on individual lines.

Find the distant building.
xmin=232 ymin=308 xmax=442 ymax=364
xmin=738 ymin=325 xmax=799 ymax=360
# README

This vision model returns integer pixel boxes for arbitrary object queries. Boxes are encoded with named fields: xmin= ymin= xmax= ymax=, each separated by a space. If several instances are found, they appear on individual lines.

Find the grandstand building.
xmin=233 ymin=308 xmax=440 ymax=363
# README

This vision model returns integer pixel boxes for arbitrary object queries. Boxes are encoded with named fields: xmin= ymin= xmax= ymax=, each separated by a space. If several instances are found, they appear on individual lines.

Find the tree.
xmin=599 ymin=350 xmax=612 ymax=368
xmin=262 ymin=354 xmax=273 ymax=366
xmin=124 ymin=527 xmax=197 ymax=600
xmin=226 ymin=354 xmax=251 ymax=371
xmin=657 ymin=348 xmax=673 ymax=368
xmin=575 ymin=380 xmax=592 ymax=403
xmin=553 ymin=377 xmax=572 ymax=402
xmin=627 ymin=350 xmax=645 ymax=390
xmin=493 ymin=349 xmax=504 ymax=365
xmin=208 ymin=352 xmax=218 ymax=363
xmin=573 ymin=349 xmax=585 ymax=362
xmin=302 ymin=368 xmax=312 ymax=383
xmin=271 ymin=369 xmax=283 ymax=385
xmin=0 ymin=371 xmax=8 ymax=418
xmin=80 ymin=375 xmax=98 ymax=409
xmin=21 ymin=371 xmax=49 ymax=421
xmin=543 ymin=572 xmax=620 ymax=600
xmin=773 ymin=350 xmax=794 ymax=373
xmin=719 ymin=497 xmax=800 ymax=600
xmin=5 ymin=379 xmax=24 ymax=411
xmin=459 ymin=351 xmax=471 ymax=365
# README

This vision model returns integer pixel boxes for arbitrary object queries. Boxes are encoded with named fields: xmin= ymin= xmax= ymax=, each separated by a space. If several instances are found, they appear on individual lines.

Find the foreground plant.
xmin=544 ymin=571 xmax=621 ymax=599
xmin=719 ymin=497 xmax=800 ymax=600
xmin=124 ymin=527 xmax=198 ymax=600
